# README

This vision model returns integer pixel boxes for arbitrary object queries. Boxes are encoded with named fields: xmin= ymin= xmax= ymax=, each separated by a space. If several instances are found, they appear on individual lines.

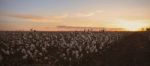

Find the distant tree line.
xmin=141 ymin=27 xmax=150 ymax=31
xmin=146 ymin=28 xmax=150 ymax=31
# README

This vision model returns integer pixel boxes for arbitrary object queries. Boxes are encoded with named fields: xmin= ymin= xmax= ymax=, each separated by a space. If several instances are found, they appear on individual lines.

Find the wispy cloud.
xmin=0 ymin=13 xmax=68 ymax=22
xmin=15 ymin=14 xmax=67 ymax=22
xmin=70 ymin=10 xmax=103 ymax=17
xmin=0 ymin=10 xmax=103 ymax=23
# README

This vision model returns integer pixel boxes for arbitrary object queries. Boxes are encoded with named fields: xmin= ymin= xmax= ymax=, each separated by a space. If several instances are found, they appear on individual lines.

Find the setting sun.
xmin=116 ymin=19 xmax=149 ymax=31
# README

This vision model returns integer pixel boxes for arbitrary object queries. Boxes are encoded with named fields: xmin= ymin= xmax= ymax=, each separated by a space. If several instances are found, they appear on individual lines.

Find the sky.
xmin=0 ymin=0 xmax=150 ymax=31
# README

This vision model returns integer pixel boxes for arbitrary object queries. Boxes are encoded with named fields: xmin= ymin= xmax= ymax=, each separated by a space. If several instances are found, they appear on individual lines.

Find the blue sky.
xmin=0 ymin=0 xmax=150 ymax=31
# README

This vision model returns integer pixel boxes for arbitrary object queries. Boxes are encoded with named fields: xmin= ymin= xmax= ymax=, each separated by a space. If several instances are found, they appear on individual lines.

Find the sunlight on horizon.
xmin=116 ymin=19 xmax=150 ymax=31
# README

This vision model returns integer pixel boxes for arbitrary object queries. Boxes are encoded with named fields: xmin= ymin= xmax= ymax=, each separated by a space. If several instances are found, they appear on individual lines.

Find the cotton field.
xmin=0 ymin=31 xmax=131 ymax=66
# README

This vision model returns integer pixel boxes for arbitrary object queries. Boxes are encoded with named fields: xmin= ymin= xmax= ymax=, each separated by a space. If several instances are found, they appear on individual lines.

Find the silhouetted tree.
xmin=146 ymin=27 xmax=150 ymax=31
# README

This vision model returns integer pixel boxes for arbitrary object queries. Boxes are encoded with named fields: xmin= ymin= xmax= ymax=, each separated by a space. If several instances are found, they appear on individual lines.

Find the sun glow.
xmin=117 ymin=19 xmax=149 ymax=31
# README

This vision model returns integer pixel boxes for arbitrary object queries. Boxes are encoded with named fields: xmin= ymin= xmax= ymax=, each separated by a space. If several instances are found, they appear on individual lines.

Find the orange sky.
xmin=0 ymin=0 xmax=150 ymax=31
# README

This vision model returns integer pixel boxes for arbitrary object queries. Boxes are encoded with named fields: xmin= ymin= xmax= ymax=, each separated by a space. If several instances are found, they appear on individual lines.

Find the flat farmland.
xmin=0 ymin=31 xmax=149 ymax=66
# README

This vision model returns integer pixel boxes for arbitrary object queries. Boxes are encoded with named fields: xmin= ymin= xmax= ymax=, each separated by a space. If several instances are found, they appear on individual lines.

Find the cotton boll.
xmin=69 ymin=57 xmax=72 ymax=61
xmin=22 ymin=54 xmax=28 ymax=59
xmin=21 ymin=48 xmax=26 ymax=54
xmin=75 ymin=50 xmax=79 ymax=59
xmin=42 ymin=47 xmax=47 ymax=52
xmin=39 ymin=52 xmax=43 ymax=56
xmin=1 ymin=49 xmax=9 ymax=55
xmin=62 ymin=53 xmax=66 ymax=57
xmin=44 ymin=56 xmax=48 ymax=60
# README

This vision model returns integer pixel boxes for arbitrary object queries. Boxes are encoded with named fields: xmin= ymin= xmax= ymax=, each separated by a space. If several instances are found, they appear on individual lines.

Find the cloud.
xmin=0 ymin=13 xmax=67 ymax=22
xmin=75 ymin=12 xmax=95 ymax=17
xmin=0 ymin=10 xmax=103 ymax=22
xmin=15 ymin=14 xmax=67 ymax=22
xmin=13 ymin=15 xmax=48 ymax=22
xmin=72 ymin=10 xmax=103 ymax=17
